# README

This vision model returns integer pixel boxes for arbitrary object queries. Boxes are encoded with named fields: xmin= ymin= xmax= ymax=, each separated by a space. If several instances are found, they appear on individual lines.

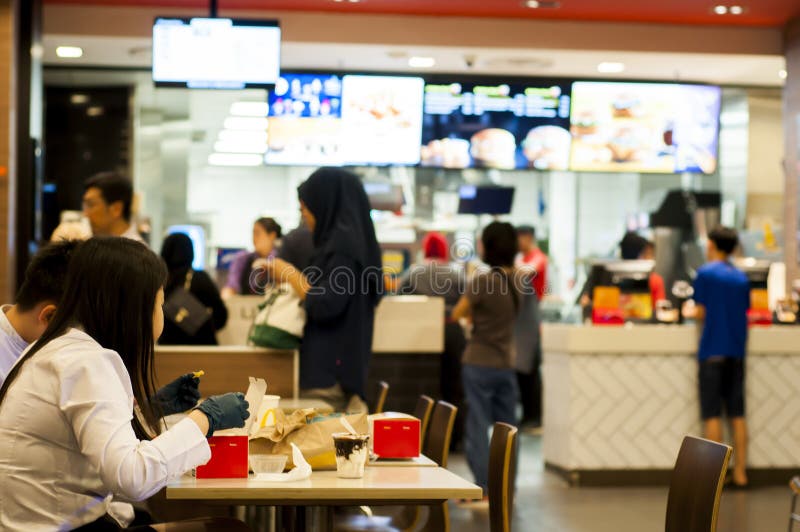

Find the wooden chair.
xmin=413 ymin=395 xmax=435 ymax=447
xmin=665 ymin=436 xmax=732 ymax=532
xmin=489 ymin=423 xmax=518 ymax=532
xmin=373 ymin=381 xmax=390 ymax=414
xmin=423 ymin=401 xmax=457 ymax=468
xmin=790 ymin=476 xmax=800 ymax=531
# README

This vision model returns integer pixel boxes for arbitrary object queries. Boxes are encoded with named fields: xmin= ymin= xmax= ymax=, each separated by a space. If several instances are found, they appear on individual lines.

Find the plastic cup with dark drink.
xmin=332 ymin=432 xmax=370 ymax=479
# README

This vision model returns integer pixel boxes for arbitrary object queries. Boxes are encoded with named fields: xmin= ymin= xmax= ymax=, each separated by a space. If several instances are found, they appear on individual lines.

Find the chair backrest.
xmin=413 ymin=395 xmax=435 ymax=447
xmin=423 ymin=401 xmax=457 ymax=467
xmin=373 ymin=381 xmax=389 ymax=414
xmin=665 ymin=435 xmax=732 ymax=532
xmin=489 ymin=423 xmax=518 ymax=532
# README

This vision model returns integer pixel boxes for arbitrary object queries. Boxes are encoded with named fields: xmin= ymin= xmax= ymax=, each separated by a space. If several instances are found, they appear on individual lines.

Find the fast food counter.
xmin=542 ymin=323 xmax=800 ymax=486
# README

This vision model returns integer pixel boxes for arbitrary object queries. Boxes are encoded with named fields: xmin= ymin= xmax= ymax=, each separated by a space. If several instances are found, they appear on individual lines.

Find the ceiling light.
xmin=729 ymin=5 xmax=743 ymax=14
xmin=713 ymin=5 xmax=728 ymax=14
xmin=86 ymin=106 xmax=104 ymax=117
xmin=597 ymin=62 xmax=625 ymax=74
xmin=779 ymin=69 xmax=788 ymax=80
xmin=70 ymin=94 xmax=89 ymax=105
xmin=223 ymin=117 xmax=268 ymax=131
xmin=523 ymin=0 xmax=561 ymax=7
xmin=56 ymin=46 xmax=83 ymax=58
xmin=408 ymin=56 xmax=436 ymax=68
xmin=213 ymin=140 xmax=269 ymax=154
xmin=229 ymin=102 xmax=269 ymax=117
xmin=348 ymin=0 xmax=361 ymax=3
xmin=218 ymin=129 xmax=268 ymax=143
xmin=208 ymin=153 xmax=263 ymax=167
xmin=525 ymin=0 xmax=540 ymax=7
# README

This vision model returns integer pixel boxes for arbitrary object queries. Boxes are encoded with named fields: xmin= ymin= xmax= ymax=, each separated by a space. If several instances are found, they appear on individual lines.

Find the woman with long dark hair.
xmin=264 ymin=168 xmax=383 ymax=412
xmin=159 ymin=232 xmax=228 ymax=345
xmin=0 ymin=238 xmax=249 ymax=531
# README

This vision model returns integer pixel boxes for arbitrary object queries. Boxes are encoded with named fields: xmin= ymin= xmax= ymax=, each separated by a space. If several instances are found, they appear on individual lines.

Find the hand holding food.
xmin=152 ymin=373 xmax=202 ymax=415
xmin=195 ymin=393 xmax=250 ymax=437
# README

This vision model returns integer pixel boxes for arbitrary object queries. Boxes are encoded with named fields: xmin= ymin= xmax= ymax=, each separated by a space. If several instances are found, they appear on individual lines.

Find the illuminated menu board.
xmin=421 ymin=80 xmax=572 ymax=170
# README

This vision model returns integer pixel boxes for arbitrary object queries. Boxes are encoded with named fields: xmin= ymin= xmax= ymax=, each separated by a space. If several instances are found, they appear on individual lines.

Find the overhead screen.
xmin=421 ymin=79 xmax=573 ymax=171
xmin=153 ymin=18 xmax=281 ymax=89
xmin=264 ymin=73 xmax=424 ymax=166
xmin=569 ymin=81 xmax=722 ymax=174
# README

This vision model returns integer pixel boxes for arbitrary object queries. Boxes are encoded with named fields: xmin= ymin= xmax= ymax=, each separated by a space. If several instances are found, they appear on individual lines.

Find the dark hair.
xmin=255 ymin=217 xmax=282 ymax=238
xmin=517 ymin=225 xmax=536 ymax=238
xmin=160 ymin=233 xmax=195 ymax=290
xmin=708 ymin=226 xmax=739 ymax=255
xmin=0 ymin=237 xmax=167 ymax=438
xmin=84 ymin=172 xmax=134 ymax=222
xmin=15 ymin=240 xmax=79 ymax=311
xmin=619 ymin=231 xmax=649 ymax=260
xmin=481 ymin=222 xmax=517 ymax=268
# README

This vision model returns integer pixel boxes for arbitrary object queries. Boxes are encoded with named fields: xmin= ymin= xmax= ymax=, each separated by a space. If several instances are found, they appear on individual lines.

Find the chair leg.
xmin=791 ymin=493 xmax=800 ymax=532
xmin=419 ymin=503 xmax=448 ymax=532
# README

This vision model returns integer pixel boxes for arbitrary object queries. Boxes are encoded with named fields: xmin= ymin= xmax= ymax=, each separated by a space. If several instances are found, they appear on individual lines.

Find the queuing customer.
xmin=221 ymin=217 xmax=282 ymax=298
xmin=278 ymin=223 xmax=315 ymax=272
xmin=263 ymin=168 xmax=383 ymax=412
xmin=515 ymin=225 xmax=545 ymax=429
xmin=399 ymin=232 xmax=467 ymax=446
xmin=82 ymin=172 xmax=143 ymax=242
xmin=688 ymin=226 xmax=750 ymax=488
xmin=0 ymin=237 xmax=249 ymax=530
xmin=0 ymin=241 xmax=78 ymax=386
xmin=452 ymin=222 xmax=520 ymax=496
xmin=159 ymin=233 xmax=229 ymax=346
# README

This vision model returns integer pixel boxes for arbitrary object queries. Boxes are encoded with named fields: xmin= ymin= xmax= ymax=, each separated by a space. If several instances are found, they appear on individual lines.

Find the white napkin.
xmin=253 ymin=443 xmax=312 ymax=482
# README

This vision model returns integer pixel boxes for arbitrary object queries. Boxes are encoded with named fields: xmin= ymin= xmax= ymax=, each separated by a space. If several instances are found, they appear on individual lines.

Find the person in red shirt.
xmin=619 ymin=232 xmax=666 ymax=305
xmin=515 ymin=225 xmax=546 ymax=429
xmin=515 ymin=226 xmax=548 ymax=300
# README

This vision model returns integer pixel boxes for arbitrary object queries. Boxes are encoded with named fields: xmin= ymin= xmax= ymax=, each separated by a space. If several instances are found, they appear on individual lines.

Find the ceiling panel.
xmin=42 ymin=0 xmax=800 ymax=28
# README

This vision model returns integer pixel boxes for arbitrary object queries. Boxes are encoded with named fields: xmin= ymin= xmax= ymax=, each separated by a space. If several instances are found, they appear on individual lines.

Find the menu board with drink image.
xmin=265 ymin=73 xmax=345 ymax=166
xmin=420 ymin=79 xmax=573 ymax=170
xmin=569 ymin=81 xmax=722 ymax=174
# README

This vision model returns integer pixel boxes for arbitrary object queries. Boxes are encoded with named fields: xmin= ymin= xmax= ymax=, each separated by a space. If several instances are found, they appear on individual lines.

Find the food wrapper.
xmin=252 ymin=443 xmax=312 ymax=482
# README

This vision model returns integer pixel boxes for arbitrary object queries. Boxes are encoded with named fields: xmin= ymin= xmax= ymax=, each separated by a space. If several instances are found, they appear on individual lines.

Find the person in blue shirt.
xmin=690 ymin=226 xmax=750 ymax=488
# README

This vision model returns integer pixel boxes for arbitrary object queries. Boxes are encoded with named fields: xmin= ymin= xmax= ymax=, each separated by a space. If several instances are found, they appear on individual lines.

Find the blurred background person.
xmin=399 ymin=231 xmax=467 ymax=447
xmin=452 ymin=222 xmax=520 ymax=499
xmin=82 ymin=172 xmax=143 ymax=242
xmin=264 ymin=168 xmax=383 ymax=413
xmin=159 ymin=233 xmax=228 ymax=346
xmin=221 ymin=217 xmax=282 ymax=298
xmin=515 ymin=225 xmax=547 ymax=300
xmin=278 ymin=222 xmax=315 ymax=272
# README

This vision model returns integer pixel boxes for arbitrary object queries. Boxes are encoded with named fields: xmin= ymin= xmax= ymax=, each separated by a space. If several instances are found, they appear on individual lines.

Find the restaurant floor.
xmin=446 ymin=433 xmax=790 ymax=532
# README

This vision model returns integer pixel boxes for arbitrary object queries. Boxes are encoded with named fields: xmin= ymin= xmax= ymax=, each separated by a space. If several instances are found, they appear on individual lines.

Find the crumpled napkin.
xmin=253 ymin=443 xmax=312 ymax=482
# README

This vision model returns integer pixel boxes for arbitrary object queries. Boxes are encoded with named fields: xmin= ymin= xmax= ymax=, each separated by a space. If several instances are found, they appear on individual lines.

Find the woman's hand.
xmin=152 ymin=373 xmax=201 ymax=416
xmin=194 ymin=393 xmax=250 ymax=438
xmin=262 ymin=258 xmax=311 ymax=300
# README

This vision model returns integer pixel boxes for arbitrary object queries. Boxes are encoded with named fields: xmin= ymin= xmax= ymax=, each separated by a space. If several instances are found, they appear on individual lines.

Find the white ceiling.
xmin=43 ymin=34 xmax=786 ymax=87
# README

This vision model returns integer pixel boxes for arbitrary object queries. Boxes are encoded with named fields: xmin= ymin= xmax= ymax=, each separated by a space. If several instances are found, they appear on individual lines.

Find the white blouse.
xmin=0 ymin=328 xmax=211 ymax=530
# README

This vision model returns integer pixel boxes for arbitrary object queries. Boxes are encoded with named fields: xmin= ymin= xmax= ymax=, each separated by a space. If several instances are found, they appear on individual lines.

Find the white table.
xmin=167 ymin=467 xmax=481 ymax=531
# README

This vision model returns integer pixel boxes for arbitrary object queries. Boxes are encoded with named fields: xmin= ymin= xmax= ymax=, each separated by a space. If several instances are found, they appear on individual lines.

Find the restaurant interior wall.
xmin=42 ymin=68 xmax=775 ymax=303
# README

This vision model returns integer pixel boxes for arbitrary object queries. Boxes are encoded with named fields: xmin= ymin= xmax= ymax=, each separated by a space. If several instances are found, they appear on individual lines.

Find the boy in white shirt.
xmin=0 ymin=241 xmax=77 ymax=386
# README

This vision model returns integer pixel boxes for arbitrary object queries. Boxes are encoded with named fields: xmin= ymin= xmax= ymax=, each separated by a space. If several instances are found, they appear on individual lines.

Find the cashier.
xmin=0 ymin=238 xmax=249 ymax=530
xmin=579 ymin=232 xmax=666 ymax=315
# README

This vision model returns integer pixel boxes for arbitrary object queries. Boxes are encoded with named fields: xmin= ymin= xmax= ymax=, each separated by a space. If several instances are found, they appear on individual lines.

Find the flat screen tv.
xmin=569 ymin=81 xmax=722 ymax=174
xmin=457 ymin=185 xmax=515 ymax=215
xmin=153 ymin=18 xmax=281 ymax=89
xmin=263 ymin=72 xmax=424 ymax=166
xmin=421 ymin=77 xmax=573 ymax=170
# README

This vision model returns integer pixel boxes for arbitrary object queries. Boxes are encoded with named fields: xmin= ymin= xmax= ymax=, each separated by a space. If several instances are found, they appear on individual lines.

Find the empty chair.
xmin=665 ymin=435 xmax=732 ymax=532
xmin=790 ymin=476 xmax=800 ymax=532
xmin=424 ymin=401 xmax=458 ymax=467
xmin=414 ymin=395 xmax=435 ymax=447
xmin=489 ymin=423 xmax=518 ymax=532
xmin=373 ymin=381 xmax=390 ymax=414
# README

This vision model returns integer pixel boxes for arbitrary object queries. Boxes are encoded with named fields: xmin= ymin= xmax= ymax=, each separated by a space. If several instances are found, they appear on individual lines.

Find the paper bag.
xmin=250 ymin=409 xmax=369 ymax=470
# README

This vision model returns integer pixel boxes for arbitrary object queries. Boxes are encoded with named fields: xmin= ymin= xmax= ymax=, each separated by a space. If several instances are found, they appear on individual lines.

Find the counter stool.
xmin=789 ymin=476 xmax=800 ymax=532
xmin=665 ymin=435 xmax=732 ymax=532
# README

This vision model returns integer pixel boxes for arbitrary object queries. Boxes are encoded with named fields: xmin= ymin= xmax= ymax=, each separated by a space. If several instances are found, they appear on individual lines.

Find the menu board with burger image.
xmin=265 ymin=73 xmax=425 ymax=166
xmin=569 ymin=81 xmax=722 ymax=174
xmin=420 ymin=79 xmax=573 ymax=170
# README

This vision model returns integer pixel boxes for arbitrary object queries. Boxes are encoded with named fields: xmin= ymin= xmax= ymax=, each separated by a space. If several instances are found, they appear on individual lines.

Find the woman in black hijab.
xmin=159 ymin=233 xmax=229 ymax=345
xmin=265 ymin=168 xmax=383 ymax=411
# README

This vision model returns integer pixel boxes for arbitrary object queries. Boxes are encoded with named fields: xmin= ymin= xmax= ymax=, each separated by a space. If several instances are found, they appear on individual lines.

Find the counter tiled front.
xmin=542 ymin=324 xmax=800 ymax=485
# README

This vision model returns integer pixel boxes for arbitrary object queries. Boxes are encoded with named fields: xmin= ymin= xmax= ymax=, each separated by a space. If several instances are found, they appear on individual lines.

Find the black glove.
xmin=196 ymin=393 xmax=250 ymax=437
xmin=152 ymin=373 xmax=201 ymax=416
